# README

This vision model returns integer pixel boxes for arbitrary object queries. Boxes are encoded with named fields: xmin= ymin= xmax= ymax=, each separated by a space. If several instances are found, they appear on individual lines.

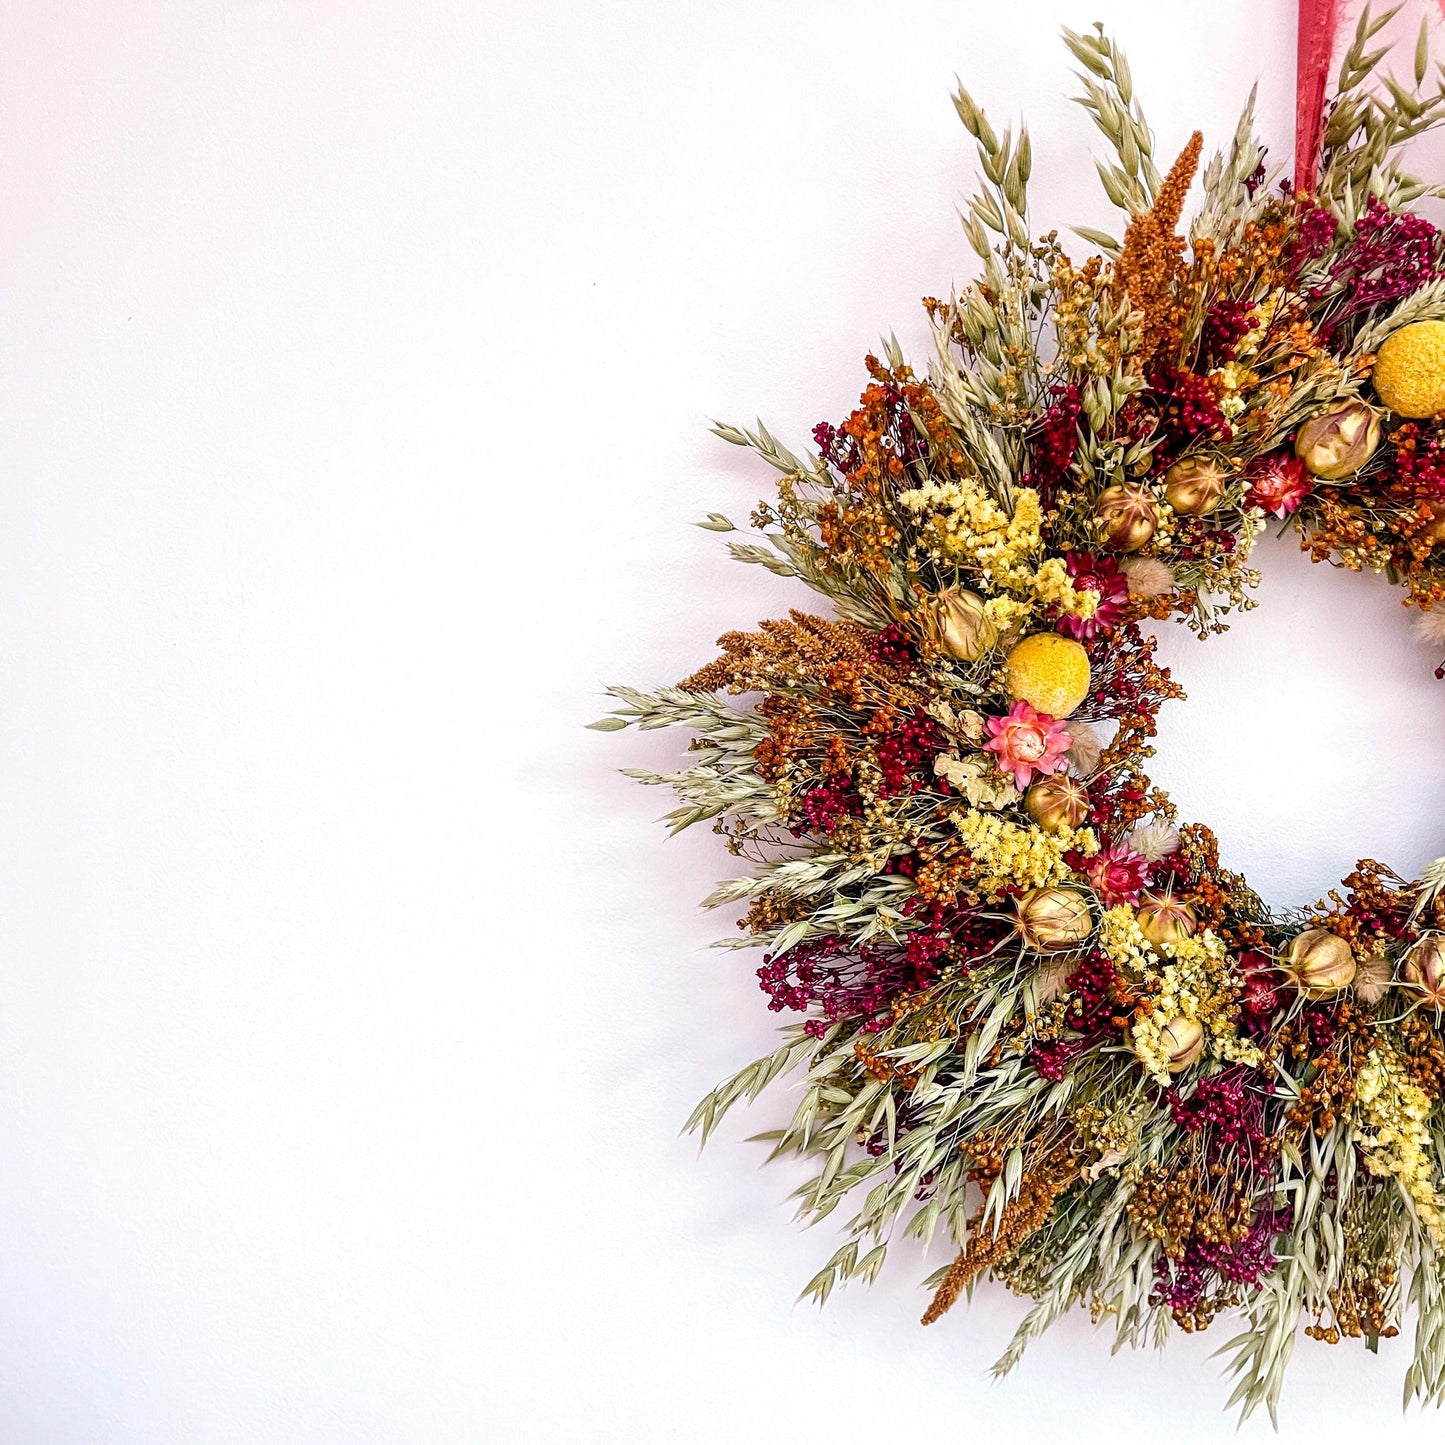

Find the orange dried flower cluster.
xmin=1306 ymin=1267 xmax=1400 ymax=1344
xmin=1278 ymin=1003 xmax=1375 ymax=1135
xmin=1114 ymin=132 xmax=1202 ymax=369
xmin=682 ymin=610 xmax=912 ymax=703
xmin=1128 ymin=1161 xmax=1253 ymax=1258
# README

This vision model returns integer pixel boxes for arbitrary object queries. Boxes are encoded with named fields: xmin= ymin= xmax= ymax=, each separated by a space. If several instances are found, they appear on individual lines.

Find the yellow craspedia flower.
xmin=1002 ymin=633 xmax=1091 ymax=718
xmin=1374 ymin=320 xmax=1445 ymax=418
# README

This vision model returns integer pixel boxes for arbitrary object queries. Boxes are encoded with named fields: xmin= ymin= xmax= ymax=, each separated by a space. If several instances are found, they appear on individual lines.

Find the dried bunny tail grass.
xmin=1121 ymin=556 xmax=1176 ymax=598
xmin=1125 ymin=818 xmax=1181 ymax=862
xmin=1412 ymin=855 xmax=1445 ymax=922
xmin=1064 ymin=720 xmax=1103 ymax=778
xmin=1413 ymin=607 xmax=1445 ymax=648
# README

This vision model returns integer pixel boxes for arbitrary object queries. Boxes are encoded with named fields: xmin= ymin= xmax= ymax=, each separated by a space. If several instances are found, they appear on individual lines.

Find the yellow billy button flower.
xmin=1286 ymin=928 xmax=1356 ymax=998
xmin=1014 ymin=886 xmax=1093 ymax=953
xmin=1002 ymin=633 xmax=1091 ymax=718
xmin=1374 ymin=319 xmax=1445 ymax=418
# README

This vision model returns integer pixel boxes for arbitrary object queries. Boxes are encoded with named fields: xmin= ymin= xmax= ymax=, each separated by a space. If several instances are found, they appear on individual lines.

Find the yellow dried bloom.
xmin=1356 ymin=1046 xmax=1445 ymax=1246
xmin=1214 ymin=361 xmax=1258 ymax=420
xmin=982 ymin=595 xmax=1032 ymax=632
xmin=1374 ymin=320 xmax=1445 ymax=418
xmin=899 ymin=478 xmax=1044 ymax=589
xmin=1032 ymin=556 xmax=1098 ymax=618
xmin=1114 ymin=921 xmax=1257 ymax=1085
xmin=1003 ymin=633 xmax=1092 ymax=718
xmin=951 ymin=808 xmax=1096 ymax=899
xmin=1098 ymin=904 xmax=1154 ymax=974
xmin=1235 ymin=290 xmax=1282 ymax=358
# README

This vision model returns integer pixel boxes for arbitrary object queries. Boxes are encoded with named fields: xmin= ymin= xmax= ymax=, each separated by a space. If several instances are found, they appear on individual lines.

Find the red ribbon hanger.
xmin=1297 ymin=0 xmax=1445 ymax=185
xmin=1296 ymin=0 xmax=1345 ymax=186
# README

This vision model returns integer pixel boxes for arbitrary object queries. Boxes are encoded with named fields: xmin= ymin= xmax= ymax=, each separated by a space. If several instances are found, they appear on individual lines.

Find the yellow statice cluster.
xmin=1032 ymin=556 xmax=1098 ymax=620
xmin=979 ymin=594 xmax=1033 ymax=634
xmin=898 ymin=478 xmax=1099 ymax=630
xmin=1098 ymin=908 xmax=1258 ymax=1085
xmin=950 ymin=808 xmax=1096 ymax=898
xmin=1148 ymin=495 xmax=1178 ymax=552
xmin=1163 ymin=931 xmax=1261 ymax=1070
xmin=1213 ymin=360 xmax=1260 ymax=421
xmin=1097 ymin=904 xmax=1154 ymax=973
xmin=1235 ymin=290 xmax=1283 ymax=359
xmin=1355 ymin=1046 xmax=1445 ymax=1247
xmin=899 ymin=477 xmax=1044 ymax=590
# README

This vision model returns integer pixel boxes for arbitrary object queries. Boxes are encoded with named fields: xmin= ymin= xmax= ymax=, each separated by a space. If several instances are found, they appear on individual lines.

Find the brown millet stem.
xmin=1113 ymin=130 xmax=1204 ymax=370
xmin=921 ymin=1247 xmax=979 ymax=1326
xmin=921 ymin=1144 xmax=1076 ymax=1325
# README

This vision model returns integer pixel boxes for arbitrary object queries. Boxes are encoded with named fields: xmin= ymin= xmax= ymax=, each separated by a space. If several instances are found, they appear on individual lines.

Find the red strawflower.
xmin=1237 ymin=948 xmax=1283 ymax=1023
xmin=1058 ymin=552 xmax=1130 ymax=640
xmin=1246 ymin=452 xmax=1312 ymax=517
xmin=1083 ymin=843 xmax=1150 ymax=905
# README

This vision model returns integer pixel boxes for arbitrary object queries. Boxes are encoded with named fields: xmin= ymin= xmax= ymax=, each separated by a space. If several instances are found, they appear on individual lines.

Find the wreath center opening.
xmin=1144 ymin=529 xmax=1445 ymax=908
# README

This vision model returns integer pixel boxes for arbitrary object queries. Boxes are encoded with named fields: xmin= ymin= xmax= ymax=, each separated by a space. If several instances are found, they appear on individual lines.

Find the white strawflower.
xmin=1124 ymin=818 xmax=1181 ymax=861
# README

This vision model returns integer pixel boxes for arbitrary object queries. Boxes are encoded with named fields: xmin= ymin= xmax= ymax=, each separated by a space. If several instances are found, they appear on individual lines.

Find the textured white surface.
xmin=3 ymin=0 xmax=1445 ymax=1440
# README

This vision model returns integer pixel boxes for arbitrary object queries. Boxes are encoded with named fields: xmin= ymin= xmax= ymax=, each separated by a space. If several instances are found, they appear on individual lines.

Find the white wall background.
xmin=4 ymin=1 xmax=1445 ymax=1440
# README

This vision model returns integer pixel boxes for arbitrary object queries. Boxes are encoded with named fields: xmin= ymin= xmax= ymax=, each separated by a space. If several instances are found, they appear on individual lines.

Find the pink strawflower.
xmin=1245 ymin=452 xmax=1312 ymax=518
xmin=1084 ymin=843 xmax=1150 ymax=905
xmin=1058 ymin=552 xmax=1129 ymax=640
xmin=983 ymin=701 xmax=1072 ymax=790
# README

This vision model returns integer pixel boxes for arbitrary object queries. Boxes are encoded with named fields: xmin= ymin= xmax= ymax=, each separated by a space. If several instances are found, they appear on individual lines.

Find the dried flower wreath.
xmin=594 ymin=9 xmax=1445 ymax=1421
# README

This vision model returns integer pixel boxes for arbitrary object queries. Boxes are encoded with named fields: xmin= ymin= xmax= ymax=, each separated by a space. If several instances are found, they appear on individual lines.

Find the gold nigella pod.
xmin=934 ymin=587 xmax=998 ymax=662
xmin=1094 ymin=484 xmax=1159 ymax=552
xmin=1294 ymin=402 xmax=1382 ymax=480
xmin=1402 ymin=936 xmax=1445 ymax=1010
xmin=1135 ymin=890 xmax=1197 ymax=947
xmin=1158 ymin=1016 xmax=1205 ymax=1073
xmin=1024 ymin=774 xmax=1090 ymax=832
xmin=1162 ymin=456 xmax=1229 ymax=516
xmin=1015 ymin=886 xmax=1093 ymax=953
xmin=1286 ymin=928 xmax=1356 ymax=998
